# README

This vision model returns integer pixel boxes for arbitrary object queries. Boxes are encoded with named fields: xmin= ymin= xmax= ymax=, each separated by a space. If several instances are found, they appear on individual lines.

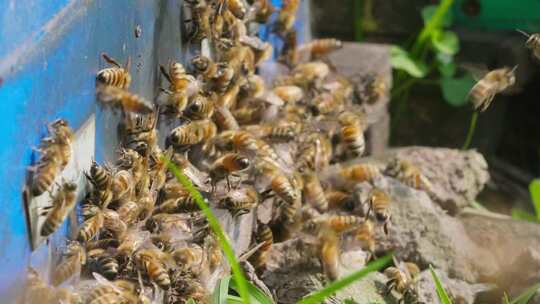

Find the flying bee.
xmin=40 ymin=181 xmax=78 ymax=238
xmin=340 ymin=163 xmax=381 ymax=184
xmin=517 ymin=29 xmax=540 ymax=60
xmin=208 ymin=153 xmax=250 ymax=190
xmin=166 ymin=119 xmax=217 ymax=150
xmin=112 ymin=170 xmax=134 ymax=201
xmin=77 ymin=209 xmax=104 ymax=243
xmin=273 ymin=0 xmax=299 ymax=36
xmin=326 ymin=190 xmax=356 ymax=211
xmin=366 ymin=188 xmax=391 ymax=234
xmin=338 ymin=112 xmax=366 ymax=158
xmin=299 ymin=38 xmax=343 ymax=60
xmin=302 ymin=172 xmax=328 ymax=212
xmin=273 ymin=85 xmax=304 ymax=104
xmin=219 ymin=185 xmax=259 ymax=217
xmin=468 ymin=66 xmax=517 ymax=112
xmin=51 ymin=242 xmax=86 ymax=286
xmin=134 ymin=249 xmax=171 ymax=290
xmin=184 ymin=94 xmax=215 ymax=120
xmin=96 ymin=85 xmax=154 ymax=114
xmin=87 ymin=248 xmax=119 ymax=280
xmin=386 ymin=158 xmax=432 ymax=192
xmin=96 ymin=53 xmax=132 ymax=89
xmin=384 ymin=257 xmax=421 ymax=304
xmin=248 ymin=223 xmax=273 ymax=274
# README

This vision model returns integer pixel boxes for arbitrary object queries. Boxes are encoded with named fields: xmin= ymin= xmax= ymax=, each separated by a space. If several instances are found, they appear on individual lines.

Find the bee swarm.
xmin=22 ymin=1 xmax=459 ymax=304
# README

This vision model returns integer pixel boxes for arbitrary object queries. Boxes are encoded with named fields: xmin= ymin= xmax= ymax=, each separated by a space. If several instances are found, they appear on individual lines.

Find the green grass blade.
xmin=186 ymin=299 xmax=197 ymax=304
xmin=213 ymin=276 xmax=232 ymax=304
xmin=230 ymin=277 xmax=274 ymax=304
xmin=510 ymin=282 xmax=540 ymax=304
xmin=429 ymin=265 xmax=453 ymax=304
xmin=298 ymin=254 xmax=393 ymax=304
xmin=227 ymin=295 xmax=245 ymax=304
xmin=164 ymin=159 xmax=250 ymax=304
xmin=528 ymin=179 xmax=540 ymax=220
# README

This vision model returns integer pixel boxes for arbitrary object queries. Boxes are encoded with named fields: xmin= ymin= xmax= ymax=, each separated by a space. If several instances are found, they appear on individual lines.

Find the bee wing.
xmin=261 ymin=91 xmax=285 ymax=106
xmin=460 ymin=63 xmax=489 ymax=81
xmin=92 ymin=272 xmax=124 ymax=293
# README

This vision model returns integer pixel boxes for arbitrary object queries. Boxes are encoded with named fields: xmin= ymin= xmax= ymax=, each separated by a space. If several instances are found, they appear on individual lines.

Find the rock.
xmin=415 ymin=268 xmax=494 ymax=304
xmin=262 ymin=239 xmax=391 ymax=303
xmin=367 ymin=177 xmax=498 ymax=283
xmin=460 ymin=212 xmax=540 ymax=294
xmin=385 ymin=147 xmax=489 ymax=214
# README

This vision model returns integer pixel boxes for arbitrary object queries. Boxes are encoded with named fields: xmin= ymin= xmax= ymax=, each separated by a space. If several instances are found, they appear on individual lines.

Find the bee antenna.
xmin=511 ymin=65 xmax=519 ymax=73
xmin=516 ymin=29 xmax=530 ymax=37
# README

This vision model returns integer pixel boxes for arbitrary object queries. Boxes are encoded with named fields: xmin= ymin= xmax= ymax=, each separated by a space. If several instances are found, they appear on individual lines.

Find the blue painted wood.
xmin=0 ymin=0 xmax=309 ymax=301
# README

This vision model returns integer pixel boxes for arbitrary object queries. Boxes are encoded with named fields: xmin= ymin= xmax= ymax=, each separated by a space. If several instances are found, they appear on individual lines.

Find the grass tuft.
xmin=164 ymin=158 xmax=250 ymax=304
xmin=429 ymin=265 xmax=453 ymax=304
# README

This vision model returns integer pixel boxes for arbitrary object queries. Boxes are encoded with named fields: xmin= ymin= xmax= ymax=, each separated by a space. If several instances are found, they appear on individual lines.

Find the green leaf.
xmin=421 ymin=5 xmax=453 ymax=28
xmin=227 ymin=295 xmax=245 ymax=304
xmin=504 ymin=292 xmax=511 ymax=304
xmin=213 ymin=276 xmax=231 ymax=304
xmin=165 ymin=159 xmax=250 ymax=304
xmin=432 ymin=30 xmax=460 ymax=55
xmin=429 ymin=265 xmax=453 ymax=304
xmin=440 ymin=73 xmax=475 ymax=107
xmin=298 ymin=254 xmax=393 ymax=304
xmin=436 ymin=53 xmax=456 ymax=77
xmin=230 ymin=278 xmax=274 ymax=304
xmin=390 ymin=46 xmax=428 ymax=78
xmin=186 ymin=299 xmax=197 ymax=304
xmin=528 ymin=179 xmax=540 ymax=220
xmin=509 ymin=281 xmax=540 ymax=304
xmin=511 ymin=208 xmax=538 ymax=222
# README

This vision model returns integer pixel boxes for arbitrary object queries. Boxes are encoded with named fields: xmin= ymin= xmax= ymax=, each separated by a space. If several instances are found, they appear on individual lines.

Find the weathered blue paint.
xmin=0 ymin=0 xmax=184 ymax=300
xmin=0 ymin=0 xmax=308 ymax=301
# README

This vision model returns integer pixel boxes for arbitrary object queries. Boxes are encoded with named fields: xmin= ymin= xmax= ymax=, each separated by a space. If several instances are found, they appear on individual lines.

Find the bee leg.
xmin=226 ymin=175 xmax=231 ymax=191
xmin=364 ymin=203 xmax=372 ymax=220
xmin=384 ymin=280 xmax=396 ymax=297
xmin=260 ymin=189 xmax=274 ymax=200
xmin=383 ymin=218 xmax=391 ymax=235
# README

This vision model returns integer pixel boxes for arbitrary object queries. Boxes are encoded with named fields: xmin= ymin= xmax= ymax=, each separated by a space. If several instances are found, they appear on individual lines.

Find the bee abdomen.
xmin=341 ymin=126 xmax=365 ymax=156
xmin=96 ymin=68 xmax=130 ymax=89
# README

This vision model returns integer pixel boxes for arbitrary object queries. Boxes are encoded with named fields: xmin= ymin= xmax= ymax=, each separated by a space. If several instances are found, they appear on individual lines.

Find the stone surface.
xmin=416 ymin=268 xmax=494 ymax=304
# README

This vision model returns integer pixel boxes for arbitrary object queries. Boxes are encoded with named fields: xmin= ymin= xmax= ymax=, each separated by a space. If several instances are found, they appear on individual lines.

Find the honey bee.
xmin=366 ymin=188 xmax=391 ymax=234
xmin=355 ymin=72 xmax=387 ymax=104
xmin=219 ymin=185 xmax=259 ymax=217
xmin=184 ymin=94 xmax=215 ymax=120
xmin=96 ymin=53 xmax=131 ymax=89
xmin=191 ymin=55 xmax=219 ymax=82
xmin=224 ymin=0 xmax=247 ymax=20
xmin=273 ymin=85 xmax=304 ymax=104
xmin=304 ymin=215 xmax=364 ymax=234
xmin=87 ymin=248 xmax=119 ymax=280
xmin=340 ymin=163 xmax=381 ymax=184
xmin=88 ymin=272 xmax=150 ymax=304
xmin=326 ymin=190 xmax=356 ymax=211
xmin=231 ymin=103 xmax=265 ymax=125
xmin=117 ymin=200 xmax=142 ymax=225
xmin=52 ymin=242 xmax=86 ymax=286
xmin=134 ymin=249 xmax=171 ymax=290
xmin=86 ymin=238 xmax=120 ymax=251
xmin=204 ymin=234 xmax=223 ymax=272
xmin=121 ymin=112 xmax=158 ymax=155
xmin=281 ymin=61 xmax=330 ymax=88
xmin=31 ymin=161 xmax=60 ymax=197
xmin=188 ymin=0 xmax=213 ymax=42
xmin=169 ymin=270 xmax=209 ymax=304
xmin=208 ymin=152 xmax=250 ymax=190
xmin=48 ymin=118 xmax=74 ymax=164
xmin=86 ymin=161 xmax=112 ymax=192
xmin=154 ymin=188 xmax=201 ymax=214
xmin=338 ymin=112 xmax=366 ymax=158
xmin=145 ymin=213 xmax=192 ymax=235
xmin=248 ymin=223 xmax=273 ymax=274
xmin=246 ymin=121 xmax=299 ymax=141
xmin=102 ymin=209 xmax=128 ymax=240
xmin=384 ymin=257 xmax=421 ymax=303
xmin=171 ymin=244 xmax=206 ymax=274
xmin=297 ymin=38 xmax=343 ymax=61
xmin=96 ymin=85 xmax=154 ymax=114
xmin=212 ymin=106 xmax=240 ymax=131
xmin=257 ymin=161 xmax=299 ymax=206
xmin=273 ymin=0 xmax=299 ymax=36
xmin=225 ymin=45 xmax=255 ymax=76
xmin=40 ymin=181 xmax=78 ymax=237
xmin=239 ymin=74 xmax=265 ymax=99
xmin=318 ymin=228 xmax=340 ymax=281
xmin=517 ymin=29 xmax=540 ymax=60
xmin=112 ymin=170 xmax=134 ymax=201
xmin=166 ymin=119 xmax=217 ymax=150
xmin=354 ymin=220 xmax=376 ymax=258
xmin=216 ymin=82 xmax=240 ymax=109
xmin=25 ymin=268 xmax=56 ymax=303
xmin=77 ymin=210 xmax=104 ymax=243
xmin=302 ymin=172 xmax=328 ymax=212
xmin=386 ymin=158 xmax=432 ymax=192
xmin=296 ymin=133 xmax=332 ymax=172
xmin=250 ymin=0 xmax=275 ymax=23
xmin=239 ymin=36 xmax=273 ymax=66
xmin=468 ymin=66 xmax=517 ymax=112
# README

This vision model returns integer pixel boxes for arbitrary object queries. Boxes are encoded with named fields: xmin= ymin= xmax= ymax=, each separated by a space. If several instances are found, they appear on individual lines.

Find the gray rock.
xmin=416 ymin=268 xmax=494 ymax=304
